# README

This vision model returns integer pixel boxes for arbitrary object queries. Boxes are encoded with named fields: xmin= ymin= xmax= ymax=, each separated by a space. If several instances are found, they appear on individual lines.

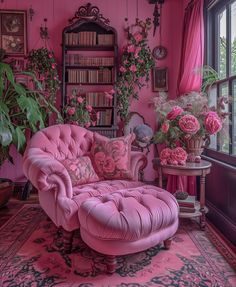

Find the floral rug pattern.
xmin=0 ymin=204 xmax=235 ymax=287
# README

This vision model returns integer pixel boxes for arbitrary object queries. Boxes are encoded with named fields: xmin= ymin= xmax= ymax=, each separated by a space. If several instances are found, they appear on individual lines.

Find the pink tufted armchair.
xmin=23 ymin=124 xmax=147 ymax=251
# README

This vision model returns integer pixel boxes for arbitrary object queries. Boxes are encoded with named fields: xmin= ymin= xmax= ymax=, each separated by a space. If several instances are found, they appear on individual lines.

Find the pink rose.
xmin=161 ymin=121 xmax=169 ymax=133
xmin=48 ymin=53 xmax=53 ymax=58
xmin=103 ymin=156 xmax=115 ymax=173
xmin=67 ymin=107 xmax=75 ymax=115
xmin=166 ymin=106 xmax=184 ymax=120
xmin=119 ymin=66 xmax=126 ymax=73
xmin=51 ymin=63 xmax=56 ymax=69
xmin=179 ymin=114 xmax=200 ymax=134
xmin=204 ymin=111 xmax=222 ymax=134
xmin=160 ymin=148 xmax=172 ymax=165
xmin=77 ymin=97 xmax=84 ymax=104
xmin=133 ymin=33 xmax=143 ymax=43
xmin=127 ymin=44 xmax=135 ymax=53
xmin=171 ymin=147 xmax=187 ymax=165
xmin=86 ymin=105 xmax=93 ymax=112
xmin=130 ymin=65 xmax=137 ymax=72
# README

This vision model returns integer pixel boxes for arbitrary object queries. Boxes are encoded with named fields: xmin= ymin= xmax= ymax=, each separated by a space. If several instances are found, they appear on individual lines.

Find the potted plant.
xmin=0 ymin=50 xmax=62 ymax=201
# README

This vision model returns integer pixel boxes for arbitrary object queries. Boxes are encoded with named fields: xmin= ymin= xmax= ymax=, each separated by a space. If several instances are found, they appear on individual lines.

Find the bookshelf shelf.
xmin=62 ymin=4 xmax=118 ymax=137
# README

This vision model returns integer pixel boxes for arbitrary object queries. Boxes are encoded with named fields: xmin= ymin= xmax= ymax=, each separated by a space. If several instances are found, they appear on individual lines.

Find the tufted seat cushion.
xmin=78 ymin=185 xmax=179 ymax=256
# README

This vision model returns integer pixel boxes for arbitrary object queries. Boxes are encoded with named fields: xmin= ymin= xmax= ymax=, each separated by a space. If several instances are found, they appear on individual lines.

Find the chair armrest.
xmin=130 ymin=151 xmax=147 ymax=181
xmin=23 ymin=148 xmax=73 ymax=199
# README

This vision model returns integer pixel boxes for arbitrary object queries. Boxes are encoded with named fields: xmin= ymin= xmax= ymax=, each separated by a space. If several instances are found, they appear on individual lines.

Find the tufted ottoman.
xmin=78 ymin=185 xmax=179 ymax=273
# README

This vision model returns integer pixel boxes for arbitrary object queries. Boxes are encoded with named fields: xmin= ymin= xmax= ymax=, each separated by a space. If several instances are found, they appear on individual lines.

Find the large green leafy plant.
xmin=116 ymin=18 xmax=155 ymax=122
xmin=0 ymin=58 xmax=62 ymax=166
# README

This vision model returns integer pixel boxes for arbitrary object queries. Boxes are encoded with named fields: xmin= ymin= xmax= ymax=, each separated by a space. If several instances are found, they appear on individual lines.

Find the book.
xmin=179 ymin=206 xmax=196 ymax=213
xmin=177 ymin=195 xmax=196 ymax=208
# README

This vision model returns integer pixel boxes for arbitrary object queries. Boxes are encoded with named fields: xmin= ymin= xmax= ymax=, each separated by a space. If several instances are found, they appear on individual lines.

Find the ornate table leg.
xmin=199 ymin=174 xmax=206 ymax=230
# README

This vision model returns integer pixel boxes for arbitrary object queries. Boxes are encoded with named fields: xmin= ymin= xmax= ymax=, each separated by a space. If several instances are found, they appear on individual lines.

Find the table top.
xmin=153 ymin=159 xmax=212 ymax=171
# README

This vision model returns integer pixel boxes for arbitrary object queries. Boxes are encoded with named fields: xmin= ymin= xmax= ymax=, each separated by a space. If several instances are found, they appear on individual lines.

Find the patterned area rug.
xmin=0 ymin=204 xmax=235 ymax=287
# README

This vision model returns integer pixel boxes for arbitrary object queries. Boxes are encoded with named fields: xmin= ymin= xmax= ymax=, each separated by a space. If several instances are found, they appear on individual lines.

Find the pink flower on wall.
xmin=179 ymin=114 xmax=200 ymax=134
xmin=130 ymin=65 xmax=137 ymax=72
xmin=77 ymin=97 xmax=84 ymax=104
xmin=166 ymin=106 xmax=184 ymax=120
xmin=120 ymin=66 xmax=126 ymax=73
xmin=127 ymin=44 xmax=135 ymax=53
xmin=67 ymin=107 xmax=75 ymax=115
xmin=161 ymin=122 xmax=170 ymax=133
xmin=133 ymin=33 xmax=143 ymax=43
xmin=86 ymin=105 xmax=93 ymax=112
xmin=204 ymin=111 xmax=222 ymax=134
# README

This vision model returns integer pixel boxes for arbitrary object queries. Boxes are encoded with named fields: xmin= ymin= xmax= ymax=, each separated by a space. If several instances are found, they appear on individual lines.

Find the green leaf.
xmin=12 ymin=126 xmax=26 ymax=153
xmin=0 ymin=124 xmax=12 ymax=146
xmin=17 ymin=95 xmax=45 ymax=132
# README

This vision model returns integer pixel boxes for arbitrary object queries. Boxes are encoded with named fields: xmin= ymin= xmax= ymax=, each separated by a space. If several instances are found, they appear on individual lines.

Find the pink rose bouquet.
xmin=153 ymin=91 xmax=229 ymax=161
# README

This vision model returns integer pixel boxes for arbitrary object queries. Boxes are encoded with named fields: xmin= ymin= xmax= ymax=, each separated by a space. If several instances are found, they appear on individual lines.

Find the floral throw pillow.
xmin=90 ymin=133 xmax=135 ymax=180
xmin=61 ymin=156 xmax=99 ymax=186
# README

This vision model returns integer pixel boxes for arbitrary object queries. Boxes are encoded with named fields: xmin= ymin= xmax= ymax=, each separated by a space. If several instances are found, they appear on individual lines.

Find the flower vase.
xmin=185 ymin=136 xmax=206 ymax=163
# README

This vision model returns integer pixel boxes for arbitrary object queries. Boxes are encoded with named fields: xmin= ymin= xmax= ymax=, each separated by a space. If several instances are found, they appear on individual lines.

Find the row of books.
xmin=86 ymin=92 xmax=113 ymax=107
xmin=177 ymin=195 xmax=196 ymax=213
xmin=67 ymin=69 xmax=113 ymax=84
xmin=65 ymin=54 xmax=114 ymax=67
xmin=65 ymin=32 xmax=114 ymax=46
xmin=96 ymin=109 xmax=112 ymax=126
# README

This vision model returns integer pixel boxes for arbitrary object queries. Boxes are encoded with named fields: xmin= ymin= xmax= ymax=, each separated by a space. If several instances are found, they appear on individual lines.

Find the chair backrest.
xmin=24 ymin=124 xmax=94 ymax=161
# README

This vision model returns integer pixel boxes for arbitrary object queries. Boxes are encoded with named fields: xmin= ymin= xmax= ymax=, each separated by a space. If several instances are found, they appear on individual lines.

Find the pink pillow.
xmin=61 ymin=156 xmax=99 ymax=186
xmin=90 ymin=133 xmax=135 ymax=180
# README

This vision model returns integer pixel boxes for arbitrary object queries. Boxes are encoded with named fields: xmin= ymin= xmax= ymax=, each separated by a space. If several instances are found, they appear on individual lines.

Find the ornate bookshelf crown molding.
xmin=69 ymin=3 xmax=110 ymax=25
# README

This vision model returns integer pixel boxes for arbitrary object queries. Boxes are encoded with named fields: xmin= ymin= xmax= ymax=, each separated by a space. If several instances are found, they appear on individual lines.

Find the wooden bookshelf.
xmin=62 ymin=3 xmax=118 ymax=136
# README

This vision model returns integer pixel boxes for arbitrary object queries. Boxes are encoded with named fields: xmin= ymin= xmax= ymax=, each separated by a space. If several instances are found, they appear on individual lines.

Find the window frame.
xmin=205 ymin=0 xmax=236 ymax=166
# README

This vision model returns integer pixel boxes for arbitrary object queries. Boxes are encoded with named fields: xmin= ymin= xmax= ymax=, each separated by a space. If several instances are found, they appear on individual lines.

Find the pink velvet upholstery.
xmin=78 ymin=185 xmax=179 ymax=255
xmin=23 ymin=124 xmax=147 ymax=232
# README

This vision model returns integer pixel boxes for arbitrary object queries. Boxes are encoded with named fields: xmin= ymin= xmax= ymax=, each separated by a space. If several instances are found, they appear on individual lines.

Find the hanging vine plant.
xmin=116 ymin=18 xmax=155 ymax=122
xmin=27 ymin=47 xmax=60 ymax=105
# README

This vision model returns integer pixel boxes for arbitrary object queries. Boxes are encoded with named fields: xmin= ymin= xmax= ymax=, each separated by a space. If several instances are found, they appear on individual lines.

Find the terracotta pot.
xmin=0 ymin=180 xmax=14 ymax=208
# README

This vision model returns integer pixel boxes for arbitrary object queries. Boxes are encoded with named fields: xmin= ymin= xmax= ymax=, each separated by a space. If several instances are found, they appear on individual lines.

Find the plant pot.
xmin=185 ymin=136 xmax=206 ymax=162
xmin=0 ymin=179 xmax=14 ymax=208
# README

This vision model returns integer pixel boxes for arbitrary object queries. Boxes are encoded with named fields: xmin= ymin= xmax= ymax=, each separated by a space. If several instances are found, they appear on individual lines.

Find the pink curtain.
xmin=167 ymin=0 xmax=204 ymax=195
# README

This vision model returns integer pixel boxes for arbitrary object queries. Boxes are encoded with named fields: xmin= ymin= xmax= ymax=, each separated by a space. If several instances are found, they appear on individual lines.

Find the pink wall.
xmin=0 ymin=0 xmax=184 ymax=182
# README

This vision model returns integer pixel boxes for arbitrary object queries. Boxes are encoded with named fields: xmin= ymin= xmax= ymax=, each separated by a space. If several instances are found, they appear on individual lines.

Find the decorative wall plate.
xmin=152 ymin=45 xmax=167 ymax=60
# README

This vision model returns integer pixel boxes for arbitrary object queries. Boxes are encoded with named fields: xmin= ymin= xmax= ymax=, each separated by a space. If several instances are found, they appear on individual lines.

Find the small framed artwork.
xmin=152 ymin=67 xmax=168 ymax=92
xmin=0 ymin=10 xmax=27 ymax=56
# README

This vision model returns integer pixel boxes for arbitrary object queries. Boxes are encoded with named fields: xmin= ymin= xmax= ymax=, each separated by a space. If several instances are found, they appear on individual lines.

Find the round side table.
xmin=152 ymin=159 xmax=212 ymax=230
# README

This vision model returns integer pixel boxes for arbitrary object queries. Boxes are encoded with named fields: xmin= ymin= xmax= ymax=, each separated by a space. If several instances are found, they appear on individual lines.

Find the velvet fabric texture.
xmin=61 ymin=156 xmax=99 ymax=186
xmin=90 ymin=133 xmax=135 ymax=180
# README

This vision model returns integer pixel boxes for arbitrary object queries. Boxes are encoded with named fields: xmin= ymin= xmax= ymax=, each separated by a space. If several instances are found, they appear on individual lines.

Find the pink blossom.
xmin=138 ymin=59 xmax=144 ymax=64
xmin=77 ymin=96 xmax=84 ymax=104
xmin=130 ymin=65 xmax=137 ymax=72
xmin=160 ymin=148 xmax=172 ymax=165
xmin=104 ymin=92 xmax=113 ymax=100
xmin=84 ymin=122 xmax=91 ymax=128
xmin=48 ymin=53 xmax=53 ymax=58
xmin=166 ymin=106 xmax=184 ymax=120
xmin=124 ymin=60 xmax=128 ymax=65
xmin=40 ymin=76 xmax=45 ymax=81
xmin=179 ymin=114 xmax=200 ymax=134
xmin=135 ymin=47 xmax=142 ymax=54
xmin=171 ymin=147 xmax=187 ymax=165
xmin=109 ymin=89 xmax=115 ymax=94
xmin=127 ymin=45 xmax=135 ymax=53
xmin=51 ymin=63 xmax=56 ymax=69
xmin=53 ymin=76 xmax=57 ymax=80
xmin=204 ymin=111 xmax=222 ymax=134
xmin=119 ymin=66 xmax=127 ymax=73
xmin=67 ymin=107 xmax=75 ymax=115
xmin=161 ymin=121 xmax=169 ymax=133
xmin=133 ymin=33 xmax=143 ymax=43
xmin=86 ymin=105 xmax=93 ymax=112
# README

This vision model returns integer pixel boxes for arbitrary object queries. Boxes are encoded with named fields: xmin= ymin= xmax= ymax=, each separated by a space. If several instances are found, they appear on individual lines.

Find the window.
xmin=206 ymin=0 xmax=236 ymax=165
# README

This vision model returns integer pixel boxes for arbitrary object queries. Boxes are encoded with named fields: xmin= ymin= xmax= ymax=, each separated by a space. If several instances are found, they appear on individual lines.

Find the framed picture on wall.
xmin=0 ymin=10 xmax=27 ymax=56
xmin=152 ymin=67 xmax=168 ymax=92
